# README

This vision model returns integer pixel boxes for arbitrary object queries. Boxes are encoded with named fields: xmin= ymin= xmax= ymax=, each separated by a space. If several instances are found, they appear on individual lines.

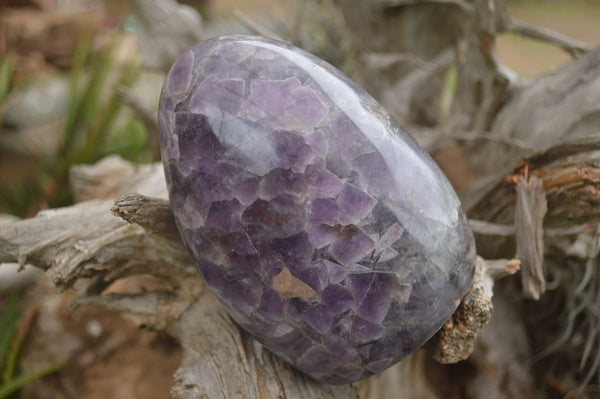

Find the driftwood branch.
xmin=362 ymin=52 xmax=439 ymax=71
xmin=466 ymin=142 xmax=600 ymax=241
xmin=469 ymin=219 xmax=597 ymax=237
xmin=505 ymin=17 xmax=589 ymax=57
xmin=111 ymin=190 xmax=497 ymax=361
xmin=0 ymin=155 xmax=500 ymax=399
xmin=111 ymin=193 xmax=180 ymax=241
xmin=383 ymin=0 xmax=589 ymax=58
xmin=482 ymin=258 xmax=521 ymax=280
xmin=380 ymin=48 xmax=455 ymax=124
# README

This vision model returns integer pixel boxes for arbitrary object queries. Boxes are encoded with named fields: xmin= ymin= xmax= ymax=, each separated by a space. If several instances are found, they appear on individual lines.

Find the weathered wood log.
xmin=467 ymin=46 xmax=600 ymax=177
xmin=299 ymin=1 xmax=600 ymax=392
xmin=0 ymin=156 xmax=503 ymax=399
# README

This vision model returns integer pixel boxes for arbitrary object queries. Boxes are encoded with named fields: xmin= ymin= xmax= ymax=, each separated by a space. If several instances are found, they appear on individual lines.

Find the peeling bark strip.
xmin=0 ymin=154 xmax=504 ymax=398
xmin=515 ymin=176 xmax=547 ymax=300
xmin=465 ymin=137 xmax=600 ymax=231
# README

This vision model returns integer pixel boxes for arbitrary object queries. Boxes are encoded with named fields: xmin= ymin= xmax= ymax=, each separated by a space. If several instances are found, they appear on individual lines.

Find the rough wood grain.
xmin=469 ymin=46 xmax=600 ymax=176
xmin=515 ymin=176 xmax=547 ymax=300
xmin=111 ymin=193 xmax=180 ymax=241
xmin=0 ymin=156 xmax=500 ymax=399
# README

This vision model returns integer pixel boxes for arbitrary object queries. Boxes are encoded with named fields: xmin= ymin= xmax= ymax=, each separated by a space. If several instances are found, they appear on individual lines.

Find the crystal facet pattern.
xmin=159 ymin=35 xmax=476 ymax=384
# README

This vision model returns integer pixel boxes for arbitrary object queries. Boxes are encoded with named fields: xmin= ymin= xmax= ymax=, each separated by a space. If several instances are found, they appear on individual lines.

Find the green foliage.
xmin=0 ymin=295 xmax=21 ymax=379
xmin=48 ymin=34 xmax=145 ymax=207
xmin=0 ymin=178 xmax=43 ymax=219
xmin=0 ymin=55 xmax=16 ymax=102
xmin=0 ymin=32 xmax=152 ymax=216
xmin=62 ymin=34 xmax=143 ymax=165
xmin=0 ymin=294 xmax=64 ymax=399
xmin=103 ymin=117 xmax=149 ymax=162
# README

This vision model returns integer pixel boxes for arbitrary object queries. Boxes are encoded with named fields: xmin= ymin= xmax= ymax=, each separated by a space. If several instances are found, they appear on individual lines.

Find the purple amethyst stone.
xmin=159 ymin=35 xmax=476 ymax=384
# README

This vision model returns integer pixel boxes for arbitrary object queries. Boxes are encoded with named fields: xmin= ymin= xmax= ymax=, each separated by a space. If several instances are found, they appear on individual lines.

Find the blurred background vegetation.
xmin=1 ymin=0 xmax=599 ymax=218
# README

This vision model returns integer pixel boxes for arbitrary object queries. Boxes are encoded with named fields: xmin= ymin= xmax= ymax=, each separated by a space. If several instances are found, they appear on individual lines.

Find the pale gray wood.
xmin=515 ymin=176 xmax=547 ymax=300
xmin=0 ymin=156 xmax=500 ymax=399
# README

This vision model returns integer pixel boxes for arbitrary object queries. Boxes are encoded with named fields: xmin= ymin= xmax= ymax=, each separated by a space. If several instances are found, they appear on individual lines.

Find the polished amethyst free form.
xmin=158 ymin=35 xmax=476 ymax=384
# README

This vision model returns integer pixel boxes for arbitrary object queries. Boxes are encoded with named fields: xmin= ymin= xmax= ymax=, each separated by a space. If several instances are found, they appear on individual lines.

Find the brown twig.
xmin=483 ymin=258 xmax=520 ymax=279
xmin=362 ymin=52 xmax=439 ymax=71
xmin=506 ymin=17 xmax=589 ymax=57
xmin=385 ymin=2 xmax=589 ymax=57
xmin=469 ymin=219 xmax=596 ymax=237
xmin=111 ymin=193 xmax=181 ymax=242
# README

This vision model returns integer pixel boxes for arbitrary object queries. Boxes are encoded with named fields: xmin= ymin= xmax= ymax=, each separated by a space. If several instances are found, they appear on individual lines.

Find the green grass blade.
xmin=62 ymin=26 xmax=94 ymax=157
xmin=77 ymin=59 xmax=141 ymax=164
xmin=0 ymin=362 xmax=66 ymax=399
xmin=0 ymin=55 xmax=16 ymax=101
xmin=0 ymin=294 xmax=21 ymax=378
xmin=2 ymin=307 xmax=36 ymax=382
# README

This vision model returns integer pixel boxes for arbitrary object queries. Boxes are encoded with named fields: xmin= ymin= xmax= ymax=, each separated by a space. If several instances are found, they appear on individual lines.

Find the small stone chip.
xmin=273 ymin=267 xmax=318 ymax=302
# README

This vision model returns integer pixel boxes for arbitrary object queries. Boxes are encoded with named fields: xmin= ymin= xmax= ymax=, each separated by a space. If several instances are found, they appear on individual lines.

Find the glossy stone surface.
xmin=159 ymin=35 xmax=476 ymax=384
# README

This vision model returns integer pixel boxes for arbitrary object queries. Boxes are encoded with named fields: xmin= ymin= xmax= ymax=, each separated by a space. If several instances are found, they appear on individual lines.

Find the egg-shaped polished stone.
xmin=158 ymin=35 xmax=476 ymax=384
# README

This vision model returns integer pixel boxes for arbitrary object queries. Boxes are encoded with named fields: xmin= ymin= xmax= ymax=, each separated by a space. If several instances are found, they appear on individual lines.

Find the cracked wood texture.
xmin=0 ymin=156 xmax=490 ymax=399
xmin=514 ymin=177 xmax=547 ymax=300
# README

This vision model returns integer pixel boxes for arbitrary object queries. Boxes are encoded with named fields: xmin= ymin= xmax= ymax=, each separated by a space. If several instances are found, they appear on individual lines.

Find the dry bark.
xmin=0 ymin=156 xmax=498 ymax=398
xmin=306 ymin=0 xmax=600 ymax=394
xmin=468 ymin=46 xmax=600 ymax=176
xmin=514 ymin=176 xmax=547 ymax=300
